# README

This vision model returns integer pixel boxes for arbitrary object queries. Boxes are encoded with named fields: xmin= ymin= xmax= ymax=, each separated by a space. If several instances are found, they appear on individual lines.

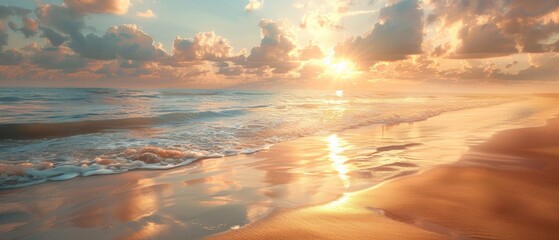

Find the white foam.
xmin=48 ymin=172 xmax=79 ymax=181
xmin=82 ymin=168 xmax=118 ymax=177
xmin=0 ymin=94 xmax=521 ymax=189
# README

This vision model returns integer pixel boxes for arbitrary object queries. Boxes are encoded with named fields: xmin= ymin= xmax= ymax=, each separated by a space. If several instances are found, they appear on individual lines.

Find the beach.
xmin=212 ymin=108 xmax=559 ymax=239
xmin=3 ymin=0 xmax=559 ymax=239
xmin=1 ymin=95 xmax=558 ymax=239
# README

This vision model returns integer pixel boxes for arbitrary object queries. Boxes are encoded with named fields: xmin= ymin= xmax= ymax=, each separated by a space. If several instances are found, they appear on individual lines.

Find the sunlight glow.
xmin=327 ymin=134 xmax=350 ymax=189
xmin=335 ymin=90 xmax=344 ymax=97
xmin=323 ymin=56 xmax=358 ymax=79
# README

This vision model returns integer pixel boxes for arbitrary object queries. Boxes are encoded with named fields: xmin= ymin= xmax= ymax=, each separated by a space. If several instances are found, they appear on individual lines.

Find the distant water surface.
xmin=0 ymin=88 xmax=522 ymax=188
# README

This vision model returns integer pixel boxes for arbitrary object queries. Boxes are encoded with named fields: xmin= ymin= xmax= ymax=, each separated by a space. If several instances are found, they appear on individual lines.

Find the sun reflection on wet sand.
xmin=119 ymin=221 xmax=168 ymax=240
xmin=327 ymin=134 xmax=350 ymax=189
xmin=4 ymin=97 xmax=559 ymax=240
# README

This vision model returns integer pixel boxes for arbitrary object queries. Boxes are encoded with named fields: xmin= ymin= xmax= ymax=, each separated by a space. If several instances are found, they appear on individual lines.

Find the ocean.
xmin=0 ymin=88 xmax=538 ymax=188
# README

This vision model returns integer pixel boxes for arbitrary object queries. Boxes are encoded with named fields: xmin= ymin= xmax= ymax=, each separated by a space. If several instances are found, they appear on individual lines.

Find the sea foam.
xmin=0 ymin=89 xmax=520 ymax=189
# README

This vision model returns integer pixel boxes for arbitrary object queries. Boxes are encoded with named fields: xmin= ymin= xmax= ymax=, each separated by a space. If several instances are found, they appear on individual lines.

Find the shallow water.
xmin=1 ymin=93 xmax=558 ymax=239
xmin=0 ymin=88 xmax=543 ymax=188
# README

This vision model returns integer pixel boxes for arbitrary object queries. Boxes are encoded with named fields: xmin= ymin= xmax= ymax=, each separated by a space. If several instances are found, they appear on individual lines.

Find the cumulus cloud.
xmin=217 ymin=63 xmax=244 ymax=76
xmin=3 ymin=1 xmax=559 ymax=86
xmin=245 ymin=0 xmax=263 ymax=12
xmin=300 ymin=12 xmax=342 ymax=30
xmin=246 ymin=19 xmax=299 ymax=73
xmin=0 ymin=24 xmax=8 ymax=50
xmin=40 ymin=27 xmax=66 ymax=47
xmin=299 ymin=0 xmax=353 ymax=30
xmin=0 ymin=5 xmax=36 ymax=49
xmin=173 ymin=32 xmax=234 ymax=62
xmin=30 ymin=46 xmax=88 ymax=71
xmin=454 ymin=22 xmax=517 ymax=58
xmin=427 ymin=0 xmax=559 ymax=57
xmin=74 ymin=24 xmax=167 ymax=62
xmin=64 ymin=0 xmax=131 ymax=15
xmin=297 ymin=61 xmax=327 ymax=79
xmin=34 ymin=4 xmax=165 ymax=65
xmin=298 ymin=44 xmax=324 ymax=61
xmin=0 ymin=5 xmax=31 ymax=19
xmin=335 ymin=0 xmax=424 ymax=64
xmin=9 ymin=17 xmax=39 ymax=38
xmin=501 ymin=54 xmax=559 ymax=81
xmin=0 ymin=49 xmax=24 ymax=65
xmin=426 ymin=0 xmax=496 ymax=25
xmin=0 ymin=6 xmax=32 ymax=67
xmin=20 ymin=17 xmax=38 ymax=37
xmin=364 ymin=51 xmax=559 ymax=83
xmin=136 ymin=9 xmax=156 ymax=18
xmin=35 ymin=4 xmax=85 ymax=41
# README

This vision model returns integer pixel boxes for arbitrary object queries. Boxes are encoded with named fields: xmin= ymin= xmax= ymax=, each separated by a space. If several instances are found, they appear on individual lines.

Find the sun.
xmin=333 ymin=61 xmax=349 ymax=74
xmin=335 ymin=90 xmax=344 ymax=97
xmin=323 ymin=56 xmax=357 ymax=78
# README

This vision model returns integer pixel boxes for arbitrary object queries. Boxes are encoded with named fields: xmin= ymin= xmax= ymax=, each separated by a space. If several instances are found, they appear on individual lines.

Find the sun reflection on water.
xmin=327 ymin=134 xmax=350 ymax=189
xmin=335 ymin=90 xmax=344 ymax=97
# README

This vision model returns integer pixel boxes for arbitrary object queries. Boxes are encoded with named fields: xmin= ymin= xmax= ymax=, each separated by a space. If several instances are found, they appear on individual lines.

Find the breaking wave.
xmin=0 ymin=89 xmax=519 ymax=189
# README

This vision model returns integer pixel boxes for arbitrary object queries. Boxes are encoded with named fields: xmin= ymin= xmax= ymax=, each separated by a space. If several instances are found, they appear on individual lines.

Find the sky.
xmin=0 ymin=0 xmax=558 ymax=91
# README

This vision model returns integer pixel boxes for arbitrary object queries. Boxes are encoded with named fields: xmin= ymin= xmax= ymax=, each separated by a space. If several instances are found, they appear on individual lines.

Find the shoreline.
xmin=1 ymin=97 xmax=558 ymax=239
xmin=209 ymin=115 xmax=559 ymax=240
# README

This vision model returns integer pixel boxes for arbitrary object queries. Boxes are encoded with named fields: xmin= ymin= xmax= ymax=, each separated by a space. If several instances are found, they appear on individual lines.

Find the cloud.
xmin=64 ymin=0 xmax=131 ymax=15
xmin=299 ymin=0 xmax=353 ymax=30
xmin=246 ymin=19 xmax=299 ymax=73
xmin=0 ymin=23 xmax=8 ymax=50
xmin=0 ymin=5 xmax=36 ymax=49
xmin=40 ymin=27 xmax=67 ymax=47
xmin=74 ymin=24 xmax=167 ymax=62
xmin=136 ymin=9 xmax=156 ymax=18
xmin=217 ymin=63 xmax=244 ymax=76
xmin=298 ymin=44 xmax=324 ymax=61
xmin=427 ymin=0 xmax=559 ymax=57
xmin=499 ymin=53 xmax=559 ymax=81
xmin=297 ymin=61 xmax=327 ymax=79
xmin=245 ymin=0 xmax=264 ymax=12
xmin=10 ymin=17 xmax=39 ymax=38
xmin=454 ymin=22 xmax=517 ymax=58
xmin=426 ymin=0 xmax=497 ymax=25
xmin=30 ymin=46 xmax=88 ymax=71
xmin=3 ymin=1 xmax=559 ymax=87
xmin=0 ymin=49 xmax=24 ymax=65
xmin=35 ymin=4 xmax=165 ymax=63
xmin=0 ymin=5 xmax=31 ymax=19
xmin=173 ymin=32 xmax=234 ymax=62
xmin=35 ymin=4 xmax=85 ymax=41
xmin=335 ymin=0 xmax=424 ymax=64
xmin=300 ymin=12 xmax=342 ymax=30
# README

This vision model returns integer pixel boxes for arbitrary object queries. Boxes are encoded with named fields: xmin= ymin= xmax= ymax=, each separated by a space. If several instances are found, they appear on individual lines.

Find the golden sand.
xmin=211 ymin=117 xmax=559 ymax=240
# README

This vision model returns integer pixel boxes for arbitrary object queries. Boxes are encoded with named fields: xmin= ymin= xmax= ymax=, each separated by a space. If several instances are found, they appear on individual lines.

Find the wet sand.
xmin=1 ymin=97 xmax=558 ymax=239
xmin=211 ymin=116 xmax=559 ymax=240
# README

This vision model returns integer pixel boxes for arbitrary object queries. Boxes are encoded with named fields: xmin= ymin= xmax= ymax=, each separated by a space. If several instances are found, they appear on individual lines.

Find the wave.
xmin=0 ymin=92 xmax=519 ymax=189
xmin=88 ymin=89 xmax=116 ymax=94
xmin=233 ymin=92 xmax=272 ymax=96
xmin=247 ymin=104 xmax=271 ymax=109
xmin=0 ymin=98 xmax=503 ymax=189
xmin=0 ymin=146 xmax=223 ymax=189
xmin=372 ymin=143 xmax=422 ymax=154
xmin=113 ymin=94 xmax=160 ymax=99
xmin=161 ymin=91 xmax=222 ymax=96
xmin=0 ymin=109 xmax=246 ymax=140
xmin=0 ymin=97 xmax=24 ymax=102
xmin=295 ymin=103 xmax=322 ymax=109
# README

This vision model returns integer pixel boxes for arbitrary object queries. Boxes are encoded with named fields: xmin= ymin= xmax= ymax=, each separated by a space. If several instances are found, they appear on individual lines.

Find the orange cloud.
xmin=136 ymin=9 xmax=156 ymax=18
xmin=245 ymin=0 xmax=263 ymax=12
xmin=64 ymin=0 xmax=130 ymax=15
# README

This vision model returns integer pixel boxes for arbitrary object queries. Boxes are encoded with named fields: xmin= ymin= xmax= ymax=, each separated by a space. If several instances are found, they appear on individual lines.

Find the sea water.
xmin=0 ymin=88 xmax=518 ymax=188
